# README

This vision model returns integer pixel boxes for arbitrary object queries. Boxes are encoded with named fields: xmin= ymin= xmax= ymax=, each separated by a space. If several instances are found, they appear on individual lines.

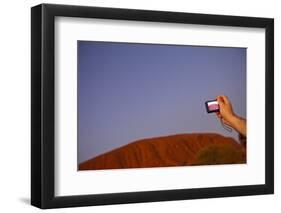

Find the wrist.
xmin=225 ymin=112 xmax=237 ymax=125
xmin=229 ymin=114 xmax=242 ymax=130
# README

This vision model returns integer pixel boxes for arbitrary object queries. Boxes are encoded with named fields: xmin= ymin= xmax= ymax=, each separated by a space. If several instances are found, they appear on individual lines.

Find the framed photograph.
xmin=31 ymin=3 xmax=274 ymax=209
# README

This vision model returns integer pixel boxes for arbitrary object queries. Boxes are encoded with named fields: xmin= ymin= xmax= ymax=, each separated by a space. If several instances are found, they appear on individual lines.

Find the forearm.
xmin=229 ymin=115 xmax=247 ymax=137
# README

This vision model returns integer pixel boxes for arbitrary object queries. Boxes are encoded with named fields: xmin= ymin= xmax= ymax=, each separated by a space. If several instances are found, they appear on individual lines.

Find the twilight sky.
xmin=78 ymin=41 xmax=246 ymax=164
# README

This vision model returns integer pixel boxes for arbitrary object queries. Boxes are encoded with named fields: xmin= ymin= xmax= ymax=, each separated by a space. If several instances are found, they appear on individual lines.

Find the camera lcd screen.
xmin=205 ymin=100 xmax=220 ymax=113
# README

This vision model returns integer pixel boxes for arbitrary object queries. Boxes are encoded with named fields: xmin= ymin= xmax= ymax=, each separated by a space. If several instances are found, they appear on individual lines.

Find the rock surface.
xmin=79 ymin=133 xmax=246 ymax=171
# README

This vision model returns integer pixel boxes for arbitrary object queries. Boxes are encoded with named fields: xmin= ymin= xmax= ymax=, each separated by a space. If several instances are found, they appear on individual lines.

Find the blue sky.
xmin=78 ymin=41 xmax=246 ymax=164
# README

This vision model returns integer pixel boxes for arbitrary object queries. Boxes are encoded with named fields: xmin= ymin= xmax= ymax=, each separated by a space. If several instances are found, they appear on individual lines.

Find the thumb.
xmin=216 ymin=96 xmax=224 ymax=106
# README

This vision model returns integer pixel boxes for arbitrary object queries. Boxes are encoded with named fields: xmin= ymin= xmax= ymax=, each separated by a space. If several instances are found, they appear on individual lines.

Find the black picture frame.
xmin=31 ymin=3 xmax=274 ymax=209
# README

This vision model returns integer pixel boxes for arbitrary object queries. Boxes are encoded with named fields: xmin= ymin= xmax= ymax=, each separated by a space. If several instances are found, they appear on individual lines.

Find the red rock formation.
xmin=79 ymin=133 xmax=246 ymax=171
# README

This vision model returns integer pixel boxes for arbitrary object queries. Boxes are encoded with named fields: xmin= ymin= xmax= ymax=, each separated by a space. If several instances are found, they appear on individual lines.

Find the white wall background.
xmin=0 ymin=0 xmax=279 ymax=212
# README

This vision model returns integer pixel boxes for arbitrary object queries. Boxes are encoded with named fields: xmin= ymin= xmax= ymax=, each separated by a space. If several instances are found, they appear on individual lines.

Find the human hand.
xmin=215 ymin=95 xmax=235 ymax=126
xmin=215 ymin=95 xmax=247 ymax=137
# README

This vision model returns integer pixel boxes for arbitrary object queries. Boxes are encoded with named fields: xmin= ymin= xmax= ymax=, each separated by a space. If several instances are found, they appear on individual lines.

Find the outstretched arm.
xmin=215 ymin=95 xmax=247 ymax=137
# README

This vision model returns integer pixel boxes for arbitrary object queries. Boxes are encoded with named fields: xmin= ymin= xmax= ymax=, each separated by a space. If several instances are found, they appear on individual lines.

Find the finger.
xmin=216 ymin=96 xmax=224 ymax=106
xmin=221 ymin=95 xmax=230 ymax=105
xmin=215 ymin=112 xmax=222 ymax=119
xmin=216 ymin=95 xmax=222 ymax=100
